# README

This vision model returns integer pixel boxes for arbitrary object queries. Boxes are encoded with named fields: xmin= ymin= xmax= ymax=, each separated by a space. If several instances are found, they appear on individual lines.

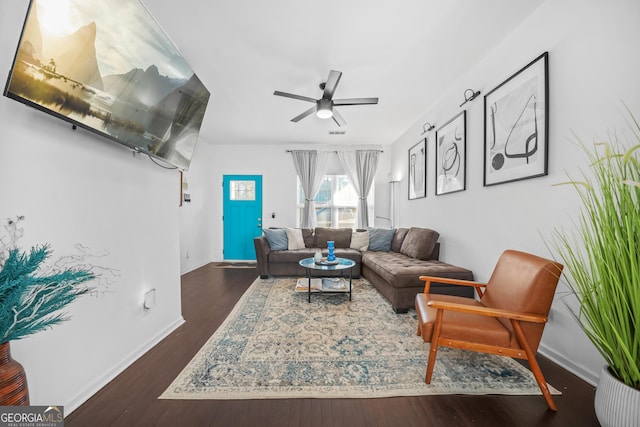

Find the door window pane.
xmin=230 ymin=180 xmax=255 ymax=200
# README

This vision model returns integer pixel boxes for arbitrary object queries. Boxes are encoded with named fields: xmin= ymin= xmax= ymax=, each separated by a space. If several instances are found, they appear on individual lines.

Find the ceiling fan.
xmin=273 ymin=70 xmax=378 ymax=127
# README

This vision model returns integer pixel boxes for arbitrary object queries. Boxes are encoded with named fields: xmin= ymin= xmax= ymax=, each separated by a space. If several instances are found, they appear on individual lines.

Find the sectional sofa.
xmin=254 ymin=226 xmax=474 ymax=313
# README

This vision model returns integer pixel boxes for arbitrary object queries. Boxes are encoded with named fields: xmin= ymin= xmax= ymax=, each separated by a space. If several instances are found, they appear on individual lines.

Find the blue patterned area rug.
xmin=160 ymin=277 xmax=560 ymax=400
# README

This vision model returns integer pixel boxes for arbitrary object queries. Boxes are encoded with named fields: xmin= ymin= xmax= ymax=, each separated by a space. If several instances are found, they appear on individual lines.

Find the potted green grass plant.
xmin=0 ymin=216 xmax=95 ymax=405
xmin=550 ymin=117 xmax=639 ymax=426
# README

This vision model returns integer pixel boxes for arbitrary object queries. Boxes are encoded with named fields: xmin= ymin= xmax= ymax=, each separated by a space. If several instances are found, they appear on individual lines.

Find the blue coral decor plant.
xmin=0 ymin=216 xmax=97 ymax=405
xmin=0 ymin=244 xmax=95 ymax=344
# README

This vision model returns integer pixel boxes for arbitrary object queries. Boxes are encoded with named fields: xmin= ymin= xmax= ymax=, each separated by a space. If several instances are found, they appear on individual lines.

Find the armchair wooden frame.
xmin=416 ymin=275 xmax=558 ymax=411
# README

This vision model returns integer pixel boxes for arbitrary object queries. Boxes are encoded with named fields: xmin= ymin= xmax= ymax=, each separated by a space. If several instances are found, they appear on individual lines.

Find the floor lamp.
xmin=389 ymin=181 xmax=399 ymax=228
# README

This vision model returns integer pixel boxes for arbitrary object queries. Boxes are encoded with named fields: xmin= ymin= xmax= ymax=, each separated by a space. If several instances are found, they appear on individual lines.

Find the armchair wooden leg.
xmin=416 ymin=298 xmax=423 ymax=337
xmin=425 ymin=309 xmax=444 ymax=384
xmin=511 ymin=320 xmax=558 ymax=411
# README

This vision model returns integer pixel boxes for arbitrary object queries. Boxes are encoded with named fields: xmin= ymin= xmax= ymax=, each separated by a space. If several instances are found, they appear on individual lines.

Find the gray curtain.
xmin=290 ymin=150 xmax=330 ymax=228
xmin=337 ymin=150 xmax=380 ymax=228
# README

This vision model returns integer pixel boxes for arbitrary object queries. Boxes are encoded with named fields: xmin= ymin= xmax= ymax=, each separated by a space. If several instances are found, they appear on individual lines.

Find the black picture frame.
xmin=435 ymin=111 xmax=466 ymax=195
xmin=408 ymin=138 xmax=426 ymax=199
xmin=483 ymin=52 xmax=549 ymax=186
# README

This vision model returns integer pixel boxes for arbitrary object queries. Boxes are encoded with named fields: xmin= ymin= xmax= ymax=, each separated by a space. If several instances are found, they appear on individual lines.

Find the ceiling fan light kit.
xmin=274 ymin=70 xmax=378 ymax=127
xmin=316 ymin=99 xmax=333 ymax=119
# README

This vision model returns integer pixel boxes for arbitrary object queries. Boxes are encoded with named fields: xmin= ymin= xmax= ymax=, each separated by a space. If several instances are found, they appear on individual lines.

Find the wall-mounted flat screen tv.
xmin=3 ymin=0 xmax=210 ymax=170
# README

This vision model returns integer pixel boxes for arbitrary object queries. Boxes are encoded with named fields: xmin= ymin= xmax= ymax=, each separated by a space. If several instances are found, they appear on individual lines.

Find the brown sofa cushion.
xmin=301 ymin=228 xmax=315 ymax=248
xmin=314 ymin=228 xmax=352 ymax=248
xmin=391 ymin=228 xmax=409 ymax=252
xmin=400 ymin=227 xmax=439 ymax=260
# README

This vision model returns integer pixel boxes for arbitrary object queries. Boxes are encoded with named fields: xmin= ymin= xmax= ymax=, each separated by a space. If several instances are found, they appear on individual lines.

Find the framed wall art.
xmin=483 ymin=52 xmax=549 ymax=186
xmin=435 ymin=111 xmax=466 ymax=195
xmin=408 ymin=138 xmax=426 ymax=199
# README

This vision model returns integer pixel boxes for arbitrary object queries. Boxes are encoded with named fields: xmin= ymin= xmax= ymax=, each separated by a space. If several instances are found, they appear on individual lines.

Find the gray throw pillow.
xmin=399 ymin=227 xmax=440 ymax=260
xmin=367 ymin=228 xmax=396 ymax=251
xmin=263 ymin=228 xmax=288 ymax=250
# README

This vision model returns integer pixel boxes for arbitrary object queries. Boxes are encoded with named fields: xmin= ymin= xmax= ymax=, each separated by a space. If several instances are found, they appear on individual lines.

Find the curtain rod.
xmin=285 ymin=149 xmax=383 ymax=153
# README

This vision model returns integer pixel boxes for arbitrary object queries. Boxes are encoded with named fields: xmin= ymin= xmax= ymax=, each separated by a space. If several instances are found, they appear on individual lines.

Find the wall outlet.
xmin=144 ymin=289 xmax=156 ymax=310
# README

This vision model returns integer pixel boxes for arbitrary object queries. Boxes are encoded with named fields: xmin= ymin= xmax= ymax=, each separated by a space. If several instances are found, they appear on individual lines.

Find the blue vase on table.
xmin=327 ymin=241 xmax=336 ymax=262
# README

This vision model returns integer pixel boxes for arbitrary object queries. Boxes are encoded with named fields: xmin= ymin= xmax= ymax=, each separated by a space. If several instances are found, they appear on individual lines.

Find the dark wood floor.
xmin=66 ymin=264 xmax=600 ymax=427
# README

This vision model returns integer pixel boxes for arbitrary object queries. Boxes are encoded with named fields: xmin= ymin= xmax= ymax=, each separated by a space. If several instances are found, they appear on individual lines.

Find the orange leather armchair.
xmin=415 ymin=249 xmax=563 ymax=411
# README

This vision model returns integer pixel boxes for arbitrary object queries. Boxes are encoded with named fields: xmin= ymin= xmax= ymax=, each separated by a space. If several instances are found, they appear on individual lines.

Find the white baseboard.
xmin=64 ymin=316 xmax=185 ymax=415
xmin=538 ymin=343 xmax=599 ymax=387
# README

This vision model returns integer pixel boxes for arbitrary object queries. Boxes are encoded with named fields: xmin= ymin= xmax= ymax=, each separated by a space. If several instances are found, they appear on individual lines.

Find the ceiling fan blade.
xmin=291 ymin=105 xmax=317 ymax=122
xmin=332 ymin=108 xmax=347 ymax=127
xmin=322 ymin=70 xmax=342 ymax=100
xmin=333 ymin=97 xmax=379 ymax=106
xmin=274 ymin=91 xmax=317 ymax=103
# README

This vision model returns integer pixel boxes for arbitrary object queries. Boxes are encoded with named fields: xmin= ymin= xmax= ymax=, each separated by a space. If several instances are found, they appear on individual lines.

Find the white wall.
xmin=179 ymin=141 xmax=216 ymax=273
xmin=1 ymin=1 xmax=184 ymax=412
xmin=190 ymin=144 xmax=390 ymax=262
xmin=388 ymin=0 xmax=640 ymax=385
xmin=202 ymin=144 xmax=298 ymax=261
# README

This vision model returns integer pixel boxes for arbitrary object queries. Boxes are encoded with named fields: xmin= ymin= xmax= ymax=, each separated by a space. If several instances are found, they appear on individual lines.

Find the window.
xmin=297 ymin=175 xmax=373 ymax=228
xmin=229 ymin=180 xmax=255 ymax=200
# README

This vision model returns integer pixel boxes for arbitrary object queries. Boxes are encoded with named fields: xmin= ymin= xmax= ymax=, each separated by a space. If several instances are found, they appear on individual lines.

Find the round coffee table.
xmin=298 ymin=257 xmax=356 ymax=303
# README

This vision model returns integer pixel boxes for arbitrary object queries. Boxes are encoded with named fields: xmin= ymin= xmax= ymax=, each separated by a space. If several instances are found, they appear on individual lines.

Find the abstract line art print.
xmin=483 ymin=52 xmax=549 ymax=186
xmin=408 ymin=138 xmax=426 ymax=199
xmin=436 ymin=111 xmax=466 ymax=195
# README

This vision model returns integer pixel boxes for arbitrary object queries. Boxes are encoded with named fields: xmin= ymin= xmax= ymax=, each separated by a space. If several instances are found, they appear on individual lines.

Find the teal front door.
xmin=222 ymin=175 xmax=263 ymax=260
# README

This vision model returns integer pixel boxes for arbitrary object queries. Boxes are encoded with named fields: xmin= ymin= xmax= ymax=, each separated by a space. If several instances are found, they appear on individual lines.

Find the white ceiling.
xmin=146 ymin=0 xmax=544 ymax=147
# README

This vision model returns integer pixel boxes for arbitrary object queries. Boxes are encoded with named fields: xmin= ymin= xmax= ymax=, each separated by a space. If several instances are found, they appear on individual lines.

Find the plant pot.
xmin=0 ymin=341 xmax=30 ymax=405
xmin=594 ymin=365 xmax=640 ymax=427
